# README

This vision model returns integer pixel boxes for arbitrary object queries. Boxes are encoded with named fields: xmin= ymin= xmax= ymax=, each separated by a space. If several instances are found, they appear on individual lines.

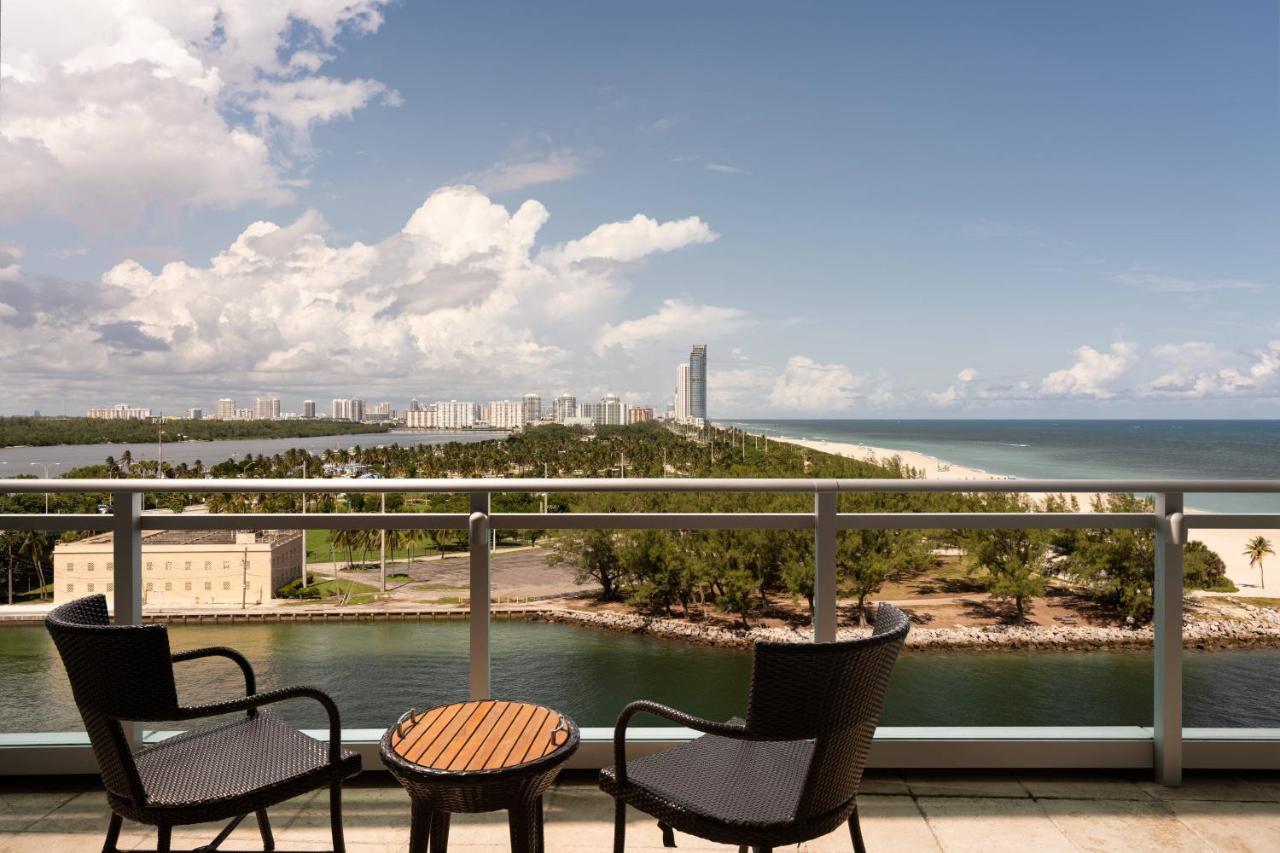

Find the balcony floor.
xmin=3 ymin=771 xmax=1279 ymax=852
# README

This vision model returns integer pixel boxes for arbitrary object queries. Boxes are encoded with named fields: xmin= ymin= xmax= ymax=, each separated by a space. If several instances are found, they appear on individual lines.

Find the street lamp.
xmin=29 ymin=462 xmax=60 ymax=513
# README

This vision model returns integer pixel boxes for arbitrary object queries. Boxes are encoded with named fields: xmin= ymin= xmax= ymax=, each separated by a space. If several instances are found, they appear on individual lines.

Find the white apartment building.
xmin=483 ymin=400 xmax=522 ymax=429
xmin=186 ymin=408 xmax=204 ymax=420
xmin=254 ymin=397 xmax=281 ymax=419
xmin=87 ymin=404 xmax=153 ymax=420
xmin=435 ymin=400 xmax=478 ymax=429
xmin=302 ymin=400 xmax=316 ymax=418
xmin=674 ymin=363 xmax=691 ymax=423
xmin=330 ymin=398 xmax=365 ymax=421
xmin=521 ymin=393 xmax=542 ymax=425
xmin=597 ymin=394 xmax=626 ymax=426
xmin=405 ymin=406 xmax=437 ymax=429
xmin=553 ymin=394 xmax=577 ymax=423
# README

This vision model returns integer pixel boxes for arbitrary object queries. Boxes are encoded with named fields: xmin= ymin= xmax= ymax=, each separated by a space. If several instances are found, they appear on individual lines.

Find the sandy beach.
xmin=773 ymin=435 xmax=1278 ymax=594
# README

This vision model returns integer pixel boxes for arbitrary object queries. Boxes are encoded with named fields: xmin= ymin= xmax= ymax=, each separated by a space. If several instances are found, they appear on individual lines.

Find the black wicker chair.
xmin=601 ymin=602 xmax=909 ymax=853
xmin=46 ymin=595 xmax=362 ymax=853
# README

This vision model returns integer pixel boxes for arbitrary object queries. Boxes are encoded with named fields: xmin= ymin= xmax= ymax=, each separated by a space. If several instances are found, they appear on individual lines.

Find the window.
xmin=67 ymin=562 xmax=74 ymax=571
xmin=145 ymin=562 xmax=153 ymax=571
xmin=184 ymin=582 xmax=192 ymax=591
xmin=204 ymin=561 xmax=212 ymax=571
xmin=165 ymin=561 xmax=173 ymax=571
xmin=106 ymin=561 xmax=113 ymax=572
xmin=184 ymin=561 xmax=191 ymax=571
xmin=145 ymin=582 xmax=153 ymax=591
xmin=223 ymin=561 xmax=231 ymax=570
xmin=204 ymin=582 xmax=211 ymax=591
xmin=87 ymin=583 xmax=95 ymax=593
xmin=164 ymin=582 xmax=172 ymax=592
xmin=223 ymin=581 xmax=231 ymax=591
xmin=65 ymin=583 xmax=74 ymax=593
xmin=87 ymin=562 xmax=95 ymax=572
xmin=106 ymin=583 xmax=113 ymax=592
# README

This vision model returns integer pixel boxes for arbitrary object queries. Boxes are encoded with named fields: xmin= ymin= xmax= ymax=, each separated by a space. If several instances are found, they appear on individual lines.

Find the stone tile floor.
xmin=2 ymin=771 xmax=1279 ymax=851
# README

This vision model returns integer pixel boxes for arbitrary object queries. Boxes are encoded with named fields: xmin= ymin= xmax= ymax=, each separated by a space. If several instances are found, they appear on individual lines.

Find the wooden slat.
xmin=410 ymin=701 xmax=479 ymax=765
xmin=465 ymin=701 xmax=523 ymax=771
xmin=505 ymin=706 xmax=550 ymax=768
xmin=487 ymin=703 xmax=539 ymax=769
xmin=437 ymin=701 xmax=502 ymax=770
xmin=518 ymin=712 xmax=557 ymax=764
xmin=395 ymin=703 xmax=461 ymax=762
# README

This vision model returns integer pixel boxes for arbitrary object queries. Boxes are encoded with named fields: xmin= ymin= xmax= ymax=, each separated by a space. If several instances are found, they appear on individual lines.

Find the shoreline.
xmin=766 ymin=432 xmax=1276 ymax=593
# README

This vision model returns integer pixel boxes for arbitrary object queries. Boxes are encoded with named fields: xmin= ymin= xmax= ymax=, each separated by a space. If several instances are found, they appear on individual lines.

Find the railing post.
xmin=469 ymin=492 xmax=491 ymax=700
xmin=112 ymin=490 xmax=143 ymax=747
xmin=814 ymin=486 xmax=838 ymax=643
xmin=111 ymin=491 xmax=142 ymax=625
xmin=1154 ymin=491 xmax=1184 ymax=786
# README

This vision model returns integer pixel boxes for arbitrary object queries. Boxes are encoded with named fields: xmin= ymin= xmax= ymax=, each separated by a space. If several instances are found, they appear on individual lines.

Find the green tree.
xmin=1184 ymin=541 xmax=1233 ymax=592
xmin=547 ymin=529 xmax=626 ymax=601
xmin=965 ymin=528 xmax=1049 ymax=623
xmin=1244 ymin=535 xmax=1275 ymax=589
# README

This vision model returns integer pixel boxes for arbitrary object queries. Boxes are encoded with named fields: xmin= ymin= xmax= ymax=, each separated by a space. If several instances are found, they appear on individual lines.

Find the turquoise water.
xmin=727 ymin=419 xmax=1280 ymax=513
xmin=3 ymin=621 xmax=1277 ymax=732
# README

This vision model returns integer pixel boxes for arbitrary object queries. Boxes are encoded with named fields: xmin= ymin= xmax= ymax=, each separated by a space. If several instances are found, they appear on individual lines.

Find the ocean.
xmin=725 ymin=420 xmax=1280 ymax=513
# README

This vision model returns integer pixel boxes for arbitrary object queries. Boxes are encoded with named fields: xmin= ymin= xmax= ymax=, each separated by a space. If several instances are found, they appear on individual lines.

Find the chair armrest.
xmin=172 ymin=647 xmax=257 ymax=715
xmin=612 ymin=700 xmax=753 ymax=787
xmin=175 ymin=686 xmax=343 ymax=763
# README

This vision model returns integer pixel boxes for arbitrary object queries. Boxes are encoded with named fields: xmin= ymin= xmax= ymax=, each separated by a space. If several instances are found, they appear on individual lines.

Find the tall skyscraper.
xmin=689 ymin=344 xmax=707 ymax=422
xmin=302 ymin=400 xmax=316 ymax=418
xmin=521 ymin=393 xmax=542 ymax=425
xmin=674 ymin=363 xmax=690 ymax=423
xmin=554 ymin=394 xmax=577 ymax=423
xmin=350 ymin=399 xmax=366 ymax=422
xmin=254 ymin=396 xmax=280 ymax=419
xmin=597 ymin=394 xmax=626 ymax=425
xmin=217 ymin=398 xmax=235 ymax=420
xmin=331 ymin=398 xmax=350 ymax=420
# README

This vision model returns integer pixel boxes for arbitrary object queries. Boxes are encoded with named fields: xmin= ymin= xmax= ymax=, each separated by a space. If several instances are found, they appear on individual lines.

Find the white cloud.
xmin=546 ymin=214 xmax=718 ymax=266
xmin=1113 ymin=273 xmax=1268 ymax=293
xmin=929 ymin=367 xmax=978 ymax=407
xmin=594 ymin=299 xmax=752 ymax=355
xmin=0 ymin=0 xmax=397 ymax=229
xmin=0 ymin=186 xmax=719 ymax=404
xmin=1040 ymin=343 xmax=1138 ymax=399
xmin=769 ymin=356 xmax=863 ymax=411
xmin=463 ymin=148 xmax=586 ymax=194
xmin=706 ymin=163 xmax=745 ymax=174
xmin=1142 ymin=340 xmax=1280 ymax=399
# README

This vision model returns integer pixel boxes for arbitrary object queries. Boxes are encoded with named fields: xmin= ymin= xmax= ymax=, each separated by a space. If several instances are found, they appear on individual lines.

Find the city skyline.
xmin=1 ymin=2 xmax=1275 ymax=417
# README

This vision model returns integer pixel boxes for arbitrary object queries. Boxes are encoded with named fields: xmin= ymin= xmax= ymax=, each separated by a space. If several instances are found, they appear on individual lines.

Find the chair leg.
xmin=409 ymin=801 xmax=432 ymax=853
xmin=429 ymin=810 xmax=451 ymax=852
xmin=507 ymin=799 xmax=538 ymax=853
xmin=157 ymin=825 xmax=172 ymax=853
xmin=256 ymin=808 xmax=274 ymax=851
xmin=849 ymin=804 xmax=867 ymax=853
xmin=613 ymin=800 xmax=626 ymax=853
xmin=535 ymin=796 xmax=544 ymax=853
xmin=330 ymin=783 xmax=346 ymax=853
xmin=658 ymin=820 xmax=676 ymax=847
xmin=101 ymin=813 xmax=123 ymax=853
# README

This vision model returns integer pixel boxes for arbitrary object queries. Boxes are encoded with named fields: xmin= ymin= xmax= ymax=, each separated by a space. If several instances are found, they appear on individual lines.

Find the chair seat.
xmin=133 ymin=711 xmax=360 ymax=812
xmin=601 ymin=728 xmax=814 ymax=831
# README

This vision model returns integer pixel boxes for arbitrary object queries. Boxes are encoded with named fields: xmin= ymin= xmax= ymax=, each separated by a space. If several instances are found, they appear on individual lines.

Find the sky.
xmin=0 ymin=1 xmax=1277 ymax=418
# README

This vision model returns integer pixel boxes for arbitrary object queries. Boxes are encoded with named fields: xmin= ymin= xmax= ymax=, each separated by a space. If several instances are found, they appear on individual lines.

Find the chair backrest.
xmin=744 ymin=603 xmax=909 ymax=819
xmin=45 ymin=595 xmax=179 ymax=803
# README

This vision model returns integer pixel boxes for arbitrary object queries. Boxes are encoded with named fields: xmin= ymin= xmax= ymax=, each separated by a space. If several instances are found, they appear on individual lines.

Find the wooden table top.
xmin=387 ymin=700 xmax=573 ymax=773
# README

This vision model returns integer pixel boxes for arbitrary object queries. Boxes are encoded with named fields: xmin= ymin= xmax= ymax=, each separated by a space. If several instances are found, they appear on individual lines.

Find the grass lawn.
xmin=305 ymin=529 xmax=449 ymax=563
xmin=284 ymin=574 xmax=381 ymax=605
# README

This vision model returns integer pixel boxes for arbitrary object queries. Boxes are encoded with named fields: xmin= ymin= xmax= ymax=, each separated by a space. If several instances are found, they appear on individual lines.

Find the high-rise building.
xmin=674 ymin=363 xmax=690 ymax=423
xmin=331 ymin=399 xmax=350 ymax=420
xmin=484 ymin=400 xmax=522 ymax=429
xmin=217 ymin=398 xmax=235 ymax=420
xmin=409 ymin=397 xmax=421 ymax=413
xmin=302 ymin=400 xmax=316 ymax=418
xmin=627 ymin=406 xmax=654 ymax=424
xmin=597 ymin=394 xmax=626 ymax=426
xmin=521 ymin=393 xmax=542 ymax=425
xmin=553 ymin=394 xmax=577 ymax=423
xmin=406 ymin=405 xmax=437 ymax=428
xmin=254 ymin=397 xmax=280 ymax=420
xmin=187 ymin=408 xmax=204 ymax=420
xmin=350 ymin=399 xmax=366 ymax=422
xmin=87 ymin=404 xmax=153 ymax=420
xmin=435 ymin=400 xmax=477 ymax=429
xmin=689 ymin=344 xmax=707 ymax=422
xmin=578 ymin=402 xmax=600 ymax=424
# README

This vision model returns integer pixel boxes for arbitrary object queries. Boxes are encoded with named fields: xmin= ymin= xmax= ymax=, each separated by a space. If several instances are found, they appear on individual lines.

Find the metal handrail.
xmin=4 ymin=476 xmax=1280 ymax=785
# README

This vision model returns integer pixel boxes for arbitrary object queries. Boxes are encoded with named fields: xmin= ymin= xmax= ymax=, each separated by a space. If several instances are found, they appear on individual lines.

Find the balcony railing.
xmin=2 ymin=476 xmax=1279 ymax=785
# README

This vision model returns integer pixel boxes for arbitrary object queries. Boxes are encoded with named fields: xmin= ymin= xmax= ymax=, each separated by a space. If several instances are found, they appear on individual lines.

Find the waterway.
xmin=0 ymin=430 xmax=506 ymax=473
xmin=3 ymin=621 xmax=1277 ymax=733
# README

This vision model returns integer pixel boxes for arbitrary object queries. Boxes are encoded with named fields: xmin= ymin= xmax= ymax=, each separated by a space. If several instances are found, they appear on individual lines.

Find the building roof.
xmin=62 ymin=530 xmax=302 ymax=548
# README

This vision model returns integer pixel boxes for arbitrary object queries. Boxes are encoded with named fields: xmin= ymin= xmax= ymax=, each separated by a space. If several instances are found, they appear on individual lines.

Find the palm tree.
xmin=1245 ymin=535 xmax=1275 ymax=589
xmin=15 ymin=531 xmax=53 ymax=600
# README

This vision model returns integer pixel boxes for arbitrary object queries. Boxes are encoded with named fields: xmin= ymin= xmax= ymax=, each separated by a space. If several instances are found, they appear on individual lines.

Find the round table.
xmin=381 ymin=700 xmax=579 ymax=853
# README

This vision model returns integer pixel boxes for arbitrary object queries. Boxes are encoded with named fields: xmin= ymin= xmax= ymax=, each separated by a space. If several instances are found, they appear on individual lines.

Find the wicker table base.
xmin=381 ymin=700 xmax=579 ymax=853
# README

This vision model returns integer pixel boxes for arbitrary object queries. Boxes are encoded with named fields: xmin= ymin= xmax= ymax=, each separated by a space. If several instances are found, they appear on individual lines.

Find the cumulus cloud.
xmin=0 ymin=186 xmax=719 ymax=404
xmin=0 ymin=0 xmax=398 ymax=229
xmin=929 ymin=367 xmax=978 ymax=407
xmin=1040 ymin=342 xmax=1138 ymax=399
xmin=1142 ymin=341 xmax=1280 ymax=399
xmin=545 ymin=214 xmax=718 ymax=266
xmin=594 ymin=299 xmax=752 ymax=355
xmin=769 ymin=356 xmax=863 ymax=411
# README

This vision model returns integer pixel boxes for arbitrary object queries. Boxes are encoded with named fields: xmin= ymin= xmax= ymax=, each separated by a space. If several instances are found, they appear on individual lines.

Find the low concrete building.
xmin=54 ymin=529 xmax=304 ymax=607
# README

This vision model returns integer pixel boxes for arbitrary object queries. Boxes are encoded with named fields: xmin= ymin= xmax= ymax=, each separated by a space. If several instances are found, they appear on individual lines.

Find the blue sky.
xmin=1 ymin=1 xmax=1276 ymax=416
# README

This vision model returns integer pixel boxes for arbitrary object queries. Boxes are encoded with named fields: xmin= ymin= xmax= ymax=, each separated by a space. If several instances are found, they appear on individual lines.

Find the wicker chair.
xmin=45 ymin=595 xmax=362 ymax=853
xmin=601 ymin=602 xmax=909 ymax=853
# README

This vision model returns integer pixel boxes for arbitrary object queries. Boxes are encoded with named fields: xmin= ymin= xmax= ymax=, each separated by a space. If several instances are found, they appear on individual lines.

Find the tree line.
xmin=0 ymin=416 xmax=391 ymax=448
